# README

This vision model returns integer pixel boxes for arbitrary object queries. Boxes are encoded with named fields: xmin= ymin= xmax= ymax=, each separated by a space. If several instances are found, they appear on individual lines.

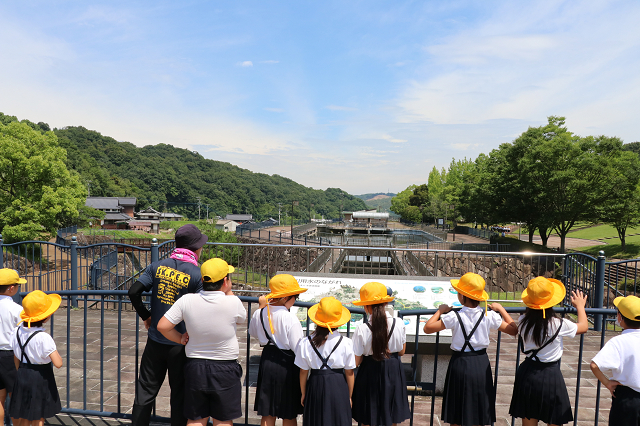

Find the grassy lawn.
xmin=573 ymin=242 xmax=640 ymax=259
xmin=488 ymin=291 xmax=523 ymax=307
xmin=567 ymin=223 xmax=640 ymax=241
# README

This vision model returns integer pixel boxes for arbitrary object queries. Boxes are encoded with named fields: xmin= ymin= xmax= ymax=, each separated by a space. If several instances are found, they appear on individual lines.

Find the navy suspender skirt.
xmin=441 ymin=310 xmax=496 ymax=426
xmin=509 ymin=325 xmax=573 ymax=425
xmin=9 ymin=330 xmax=62 ymax=421
xmin=352 ymin=319 xmax=410 ymax=426
xmin=254 ymin=308 xmax=303 ymax=419
xmin=303 ymin=336 xmax=352 ymax=426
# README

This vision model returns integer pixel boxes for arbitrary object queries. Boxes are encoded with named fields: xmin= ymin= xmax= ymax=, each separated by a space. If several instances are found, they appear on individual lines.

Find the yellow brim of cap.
xmin=522 ymin=281 xmax=566 ymax=310
xmin=19 ymin=293 xmax=62 ymax=326
xmin=352 ymin=295 xmax=394 ymax=306
xmin=308 ymin=304 xmax=351 ymax=329
xmin=266 ymin=288 xmax=308 ymax=299
xmin=450 ymin=280 xmax=489 ymax=302
xmin=614 ymin=296 xmax=640 ymax=321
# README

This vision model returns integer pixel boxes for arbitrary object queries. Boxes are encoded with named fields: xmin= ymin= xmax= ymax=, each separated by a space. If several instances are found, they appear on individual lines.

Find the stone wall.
xmin=420 ymin=253 xmax=562 ymax=293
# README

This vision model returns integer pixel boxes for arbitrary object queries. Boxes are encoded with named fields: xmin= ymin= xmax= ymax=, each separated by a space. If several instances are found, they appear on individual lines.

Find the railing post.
xmin=151 ymin=238 xmax=159 ymax=263
xmin=0 ymin=234 xmax=3 ymax=268
xmin=70 ymin=236 xmax=78 ymax=308
xmin=594 ymin=250 xmax=606 ymax=332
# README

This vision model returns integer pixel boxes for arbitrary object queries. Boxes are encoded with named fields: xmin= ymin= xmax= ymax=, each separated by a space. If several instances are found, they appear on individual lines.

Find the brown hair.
xmin=518 ymin=307 xmax=559 ymax=346
xmin=370 ymin=303 xmax=390 ymax=361
xmin=461 ymin=295 xmax=480 ymax=308
xmin=620 ymin=311 xmax=640 ymax=329
xmin=311 ymin=326 xmax=332 ymax=347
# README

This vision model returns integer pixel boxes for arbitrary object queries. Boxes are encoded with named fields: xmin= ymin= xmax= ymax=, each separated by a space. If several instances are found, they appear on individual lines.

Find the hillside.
xmin=1 ymin=112 xmax=367 ymax=220
xmin=354 ymin=192 xmax=396 ymax=213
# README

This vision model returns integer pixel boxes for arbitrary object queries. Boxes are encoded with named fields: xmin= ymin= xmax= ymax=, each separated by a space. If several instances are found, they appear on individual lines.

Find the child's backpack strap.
xmin=519 ymin=320 xmax=563 ymax=362
xmin=453 ymin=310 xmax=484 ymax=352
xmin=308 ymin=335 xmax=343 ymax=369
xmin=15 ymin=329 xmax=43 ymax=365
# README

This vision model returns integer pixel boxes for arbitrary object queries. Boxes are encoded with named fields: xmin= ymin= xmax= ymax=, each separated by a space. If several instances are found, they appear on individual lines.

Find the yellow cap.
xmin=20 ymin=290 xmax=61 ymax=328
xmin=614 ymin=295 xmax=640 ymax=321
xmin=308 ymin=297 xmax=351 ymax=334
xmin=352 ymin=282 xmax=394 ymax=306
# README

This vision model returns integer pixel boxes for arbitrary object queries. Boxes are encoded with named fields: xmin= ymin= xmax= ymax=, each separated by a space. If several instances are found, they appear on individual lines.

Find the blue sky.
xmin=1 ymin=0 xmax=639 ymax=194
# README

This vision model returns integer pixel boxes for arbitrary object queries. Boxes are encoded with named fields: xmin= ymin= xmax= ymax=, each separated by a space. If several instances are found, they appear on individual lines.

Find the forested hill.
xmin=54 ymin=125 xmax=366 ymax=220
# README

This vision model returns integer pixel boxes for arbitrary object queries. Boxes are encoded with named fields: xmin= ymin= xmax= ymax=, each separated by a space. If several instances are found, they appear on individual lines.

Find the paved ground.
xmin=32 ymin=304 xmax=615 ymax=426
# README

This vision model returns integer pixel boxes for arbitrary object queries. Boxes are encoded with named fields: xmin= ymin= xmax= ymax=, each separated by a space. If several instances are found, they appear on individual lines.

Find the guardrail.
xmin=18 ymin=291 xmax=618 ymax=426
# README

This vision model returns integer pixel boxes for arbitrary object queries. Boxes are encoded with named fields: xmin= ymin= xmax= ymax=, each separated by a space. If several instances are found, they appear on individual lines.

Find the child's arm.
xmin=355 ymin=355 xmax=363 ymax=366
xmin=590 ymin=361 xmax=620 ymax=397
xmin=49 ymin=350 xmax=63 ymax=368
xmin=157 ymin=316 xmax=186 ymax=345
xmin=489 ymin=303 xmax=518 ymax=336
xmin=345 ymin=369 xmax=355 ymax=407
xmin=258 ymin=296 xmax=268 ymax=309
xmin=571 ymin=290 xmax=589 ymax=334
xmin=299 ymin=369 xmax=308 ymax=406
xmin=398 ymin=342 xmax=407 ymax=357
xmin=423 ymin=304 xmax=451 ymax=334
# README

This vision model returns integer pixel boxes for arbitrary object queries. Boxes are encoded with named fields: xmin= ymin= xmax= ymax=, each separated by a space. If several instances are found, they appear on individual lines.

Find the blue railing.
xmin=16 ymin=290 xmax=617 ymax=426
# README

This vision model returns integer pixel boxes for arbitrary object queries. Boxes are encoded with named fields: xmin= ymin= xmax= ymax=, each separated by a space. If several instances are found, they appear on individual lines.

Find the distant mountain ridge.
xmin=0 ymin=112 xmax=367 ymax=221
xmin=354 ymin=192 xmax=396 ymax=213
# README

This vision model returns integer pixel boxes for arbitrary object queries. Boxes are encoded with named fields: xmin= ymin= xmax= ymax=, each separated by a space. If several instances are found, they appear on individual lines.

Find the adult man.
xmin=128 ymin=224 xmax=208 ymax=426
xmin=157 ymin=258 xmax=247 ymax=426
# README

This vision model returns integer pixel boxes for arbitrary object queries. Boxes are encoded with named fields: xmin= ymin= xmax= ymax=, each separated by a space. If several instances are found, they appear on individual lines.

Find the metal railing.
xmin=20 ymin=291 xmax=618 ymax=426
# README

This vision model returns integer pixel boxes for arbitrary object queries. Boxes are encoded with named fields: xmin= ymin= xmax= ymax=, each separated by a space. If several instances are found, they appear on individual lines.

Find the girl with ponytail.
xmin=351 ymin=282 xmax=410 ymax=426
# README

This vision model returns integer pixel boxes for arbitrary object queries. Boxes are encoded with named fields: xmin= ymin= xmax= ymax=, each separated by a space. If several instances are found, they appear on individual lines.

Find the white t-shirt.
xmin=352 ymin=311 xmax=406 ymax=356
xmin=0 ymin=295 xmax=23 ymax=351
xmin=164 ymin=291 xmax=247 ymax=360
xmin=248 ymin=305 xmax=304 ymax=351
xmin=11 ymin=326 xmax=57 ymax=365
xmin=592 ymin=328 xmax=640 ymax=393
xmin=518 ymin=316 xmax=578 ymax=362
xmin=441 ymin=307 xmax=503 ymax=352
xmin=295 ymin=332 xmax=356 ymax=370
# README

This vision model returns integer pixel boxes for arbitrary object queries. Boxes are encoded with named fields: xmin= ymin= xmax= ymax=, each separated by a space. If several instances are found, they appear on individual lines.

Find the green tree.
xmin=408 ymin=184 xmax=429 ymax=222
xmin=390 ymin=185 xmax=421 ymax=222
xmin=0 ymin=122 xmax=86 ymax=242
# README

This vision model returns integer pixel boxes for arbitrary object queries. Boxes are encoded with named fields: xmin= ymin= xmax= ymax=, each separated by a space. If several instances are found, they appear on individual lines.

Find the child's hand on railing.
xmin=437 ymin=304 xmax=452 ymax=314
xmin=570 ymin=290 xmax=587 ymax=308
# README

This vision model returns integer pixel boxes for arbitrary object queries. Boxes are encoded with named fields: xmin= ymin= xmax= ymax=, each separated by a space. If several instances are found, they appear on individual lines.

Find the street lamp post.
xmin=291 ymin=201 xmax=298 ymax=243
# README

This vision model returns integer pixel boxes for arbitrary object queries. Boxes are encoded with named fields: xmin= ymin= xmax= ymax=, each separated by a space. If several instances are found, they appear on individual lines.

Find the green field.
xmin=567 ymin=223 xmax=640 ymax=241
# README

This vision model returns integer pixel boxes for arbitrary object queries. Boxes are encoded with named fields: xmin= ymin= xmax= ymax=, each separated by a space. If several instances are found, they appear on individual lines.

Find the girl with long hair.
xmin=295 ymin=297 xmax=355 ymax=426
xmin=509 ymin=277 xmax=588 ymax=426
xmin=351 ymin=282 xmax=410 ymax=426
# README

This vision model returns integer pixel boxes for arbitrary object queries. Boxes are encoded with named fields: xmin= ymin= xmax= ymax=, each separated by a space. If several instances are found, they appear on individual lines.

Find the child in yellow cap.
xmin=591 ymin=295 xmax=640 ymax=426
xmin=509 ymin=277 xmax=588 ymax=426
xmin=248 ymin=274 xmax=307 ymax=426
xmin=0 ymin=269 xmax=25 ymax=425
xmin=351 ymin=282 xmax=410 ymax=426
xmin=423 ymin=272 xmax=517 ymax=426
xmin=294 ymin=297 xmax=355 ymax=426
xmin=9 ymin=290 xmax=63 ymax=426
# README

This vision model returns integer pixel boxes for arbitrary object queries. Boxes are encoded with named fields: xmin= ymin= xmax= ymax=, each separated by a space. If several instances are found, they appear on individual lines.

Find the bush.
xmin=618 ymin=279 xmax=640 ymax=294
xmin=196 ymin=220 xmax=243 ymax=265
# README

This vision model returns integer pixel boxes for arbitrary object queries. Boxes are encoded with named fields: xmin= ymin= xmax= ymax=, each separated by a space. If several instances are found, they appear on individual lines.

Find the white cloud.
xmin=238 ymin=61 xmax=253 ymax=67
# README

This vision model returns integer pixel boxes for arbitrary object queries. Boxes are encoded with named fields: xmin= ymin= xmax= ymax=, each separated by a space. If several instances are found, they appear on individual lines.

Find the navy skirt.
xmin=254 ymin=344 xmax=303 ymax=419
xmin=442 ymin=349 xmax=495 ymax=426
xmin=610 ymin=385 xmax=640 ymax=426
xmin=509 ymin=357 xmax=573 ymax=425
xmin=10 ymin=362 xmax=61 ymax=421
xmin=352 ymin=353 xmax=410 ymax=426
xmin=303 ymin=368 xmax=351 ymax=426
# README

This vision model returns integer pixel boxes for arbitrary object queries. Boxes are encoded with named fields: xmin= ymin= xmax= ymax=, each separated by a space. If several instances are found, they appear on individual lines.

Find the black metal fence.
xmin=16 ymin=290 xmax=618 ymax=426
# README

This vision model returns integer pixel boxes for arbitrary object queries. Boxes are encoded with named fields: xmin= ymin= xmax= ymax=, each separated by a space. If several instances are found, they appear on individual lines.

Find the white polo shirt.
xmin=295 ymin=332 xmax=357 ymax=370
xmin=11 ymin=326 xmax=57 ymax=365
xmin=164 ymin=291 xmax=247 ymax=360
xmin=0 ymin=295 xmax=23 ymax=351
xmin=352 ymin=311 xmax=407 ymax=356
xmin=441 ymin=306 xmax=503 ymax=352
xmin=518 ymin=316 xmax=578 ymax=363
xmin=248 ymin=305 xmax=304 ymax=351
xmin=592 ymin=328 xmax=640 ymax=393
